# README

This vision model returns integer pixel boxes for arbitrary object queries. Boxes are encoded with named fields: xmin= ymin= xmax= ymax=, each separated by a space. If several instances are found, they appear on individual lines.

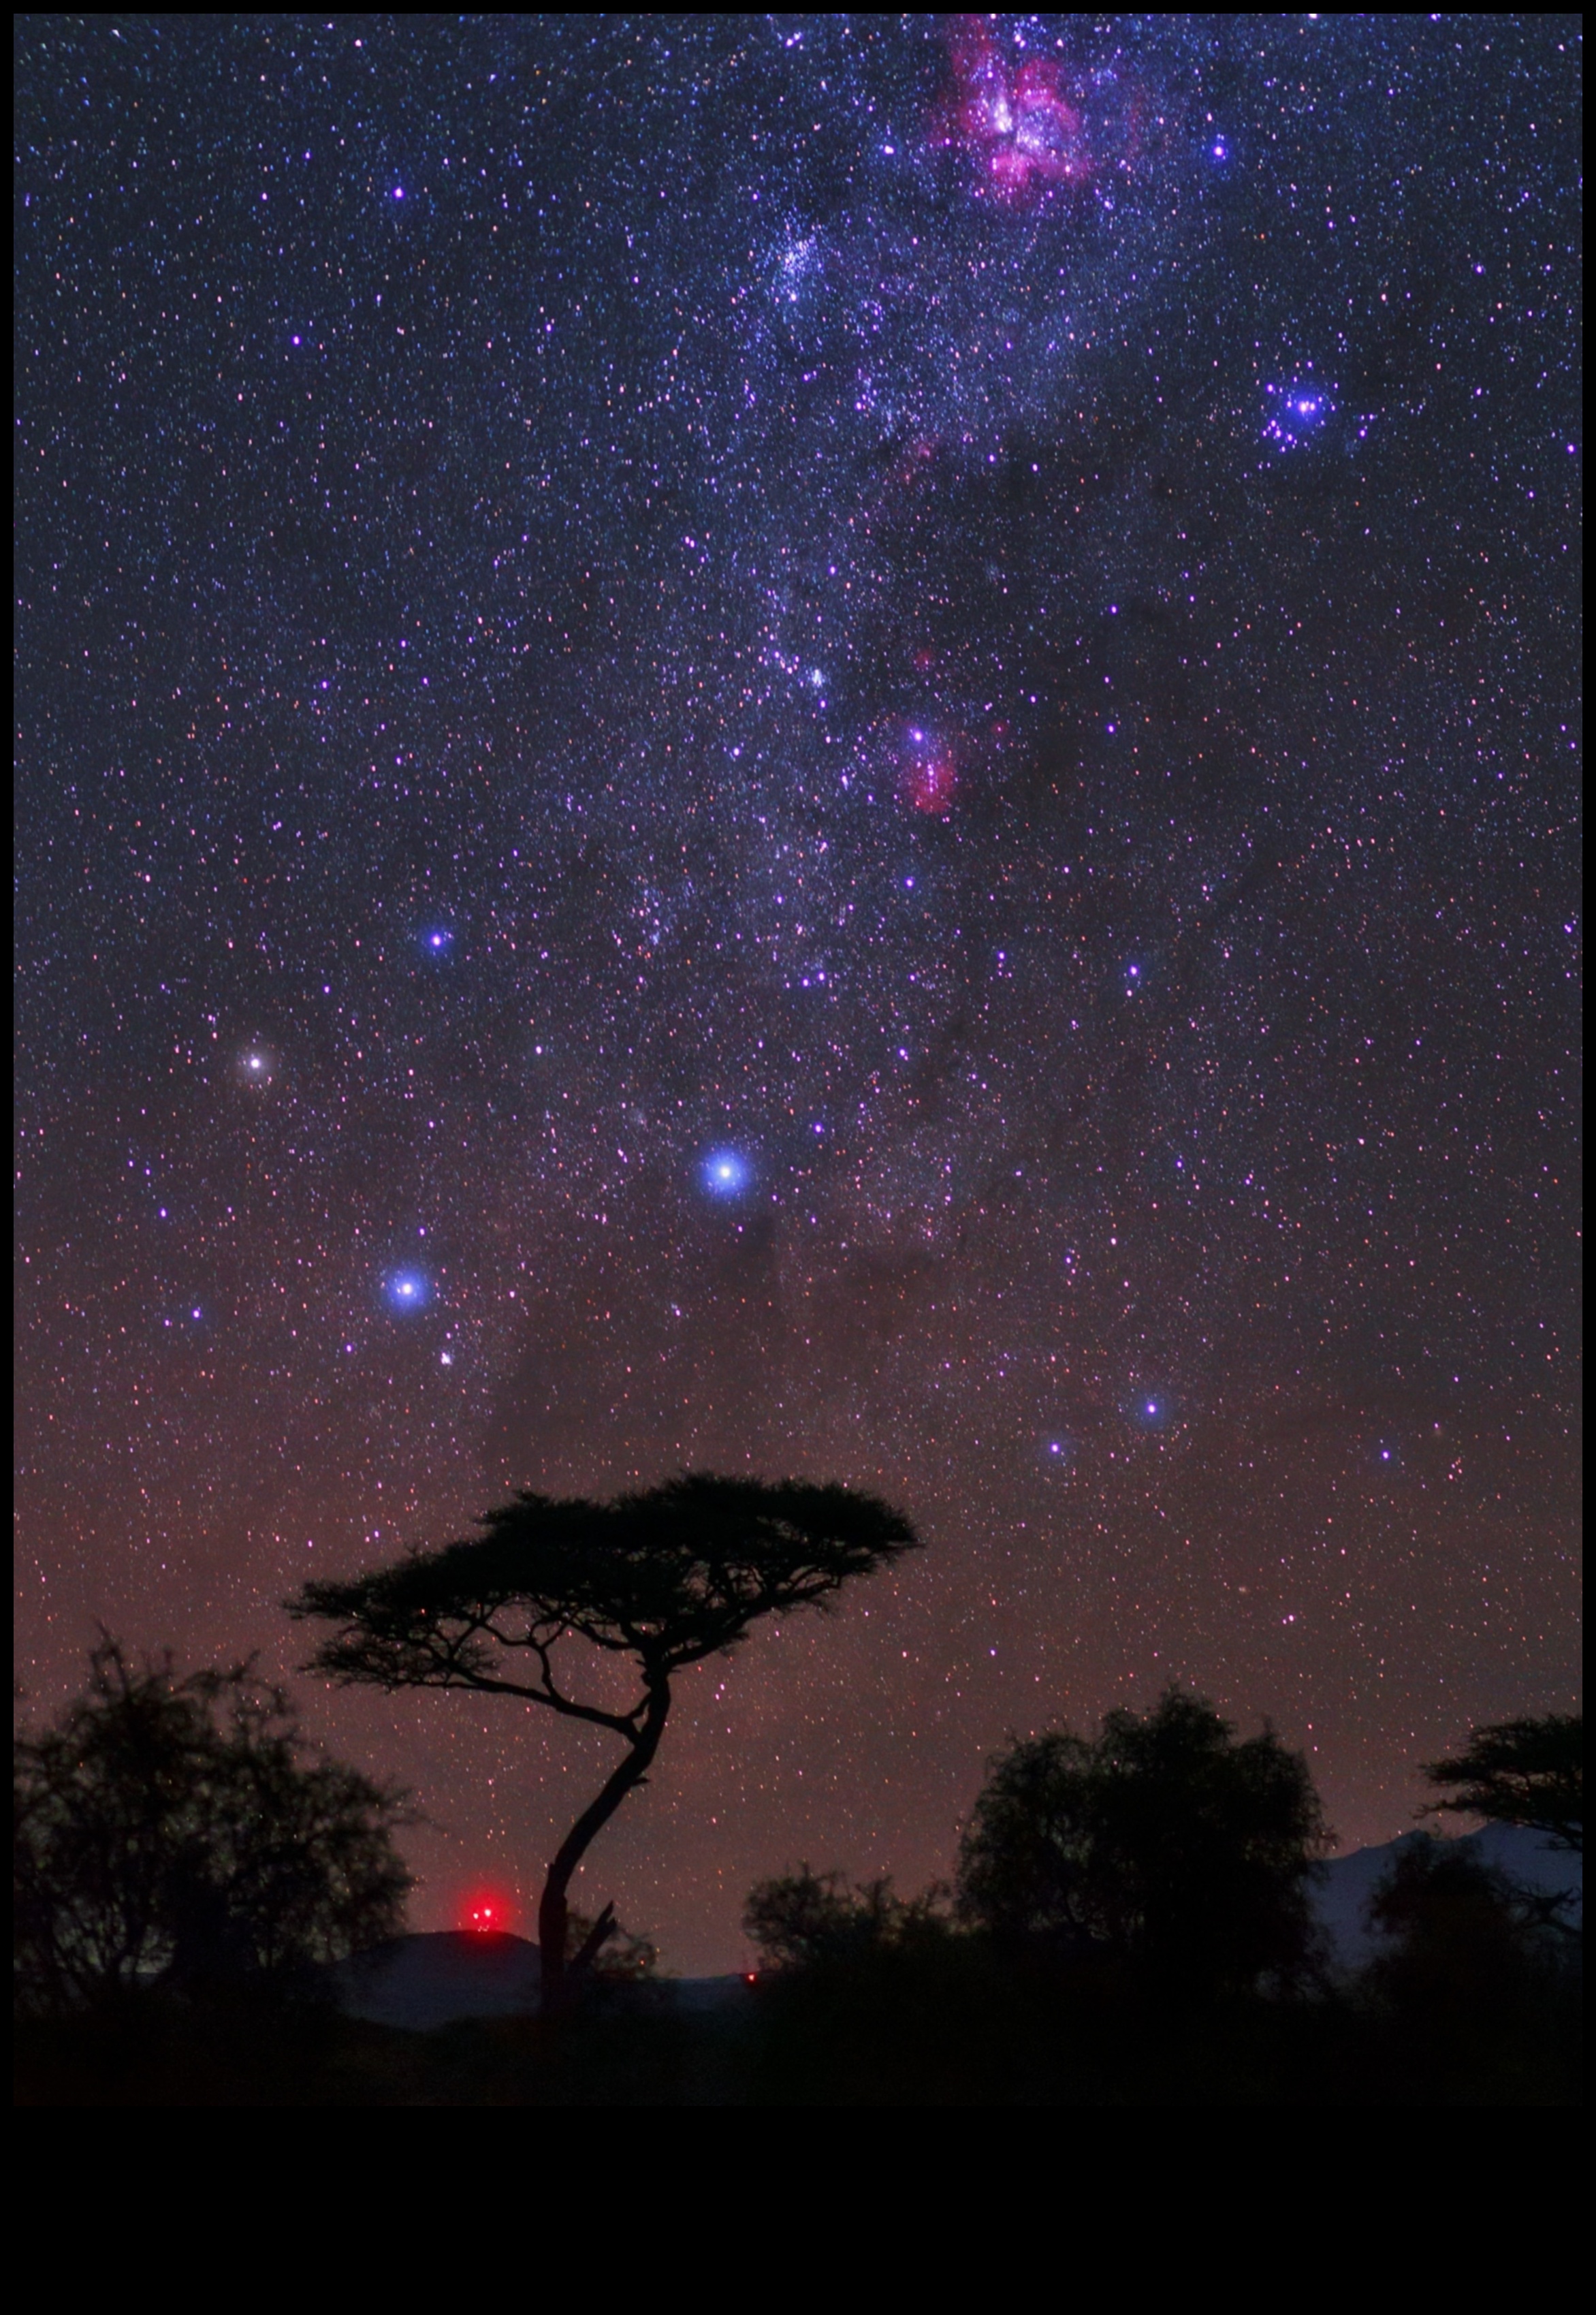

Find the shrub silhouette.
xmin=14 ymin=1640 xmax=411 ymax=2012
xmin=744 ymin=1866 xmax=946 ymax=1970
xmin=566 ymin=1908 xmax=658 ymax=1983
xmin=1356 ymin=1831 xmax=1580 ymax=2100
xmin=956 ymin=1688 xmax=1328 ymax=1994
xmin=289 ymin=1473 xmax=916 ymax=2009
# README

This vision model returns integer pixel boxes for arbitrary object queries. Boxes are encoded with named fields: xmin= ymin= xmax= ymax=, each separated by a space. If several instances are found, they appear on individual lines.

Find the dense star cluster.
xmin=14 ymin=16 xmax=1580 ymax=1970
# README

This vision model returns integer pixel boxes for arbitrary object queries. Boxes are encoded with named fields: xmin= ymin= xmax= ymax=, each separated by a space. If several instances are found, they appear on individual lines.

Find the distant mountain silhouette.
xmin=1313 ymin=1823 xmax=1582 ymax=1972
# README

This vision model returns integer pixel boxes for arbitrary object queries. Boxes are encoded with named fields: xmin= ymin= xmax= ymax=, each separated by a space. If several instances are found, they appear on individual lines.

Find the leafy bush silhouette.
xmin=14 ymin=1639 xmax=411 ymax=2012
xmin=956 ymin=1688 xmax=1328 ymax=1994
xmin=744 ymin=1865 xmax=947 ymax=1970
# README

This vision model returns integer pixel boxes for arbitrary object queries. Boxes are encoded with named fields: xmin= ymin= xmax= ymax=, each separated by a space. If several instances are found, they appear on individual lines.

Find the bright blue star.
xmin=703 ymin=1148 xmax=752 ymax=1197
xmin=1126 ymin=1390 xmax=1173 ymax=1430
xmin=421 ymin=927 xmax=454 ymax=956
xmin=385 ymin=1270 xmax=430 ymax=1310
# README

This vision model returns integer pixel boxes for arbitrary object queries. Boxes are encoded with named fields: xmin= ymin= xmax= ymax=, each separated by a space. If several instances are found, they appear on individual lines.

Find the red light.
xmin=458 ymin=1887 xmax=515 ymax=1936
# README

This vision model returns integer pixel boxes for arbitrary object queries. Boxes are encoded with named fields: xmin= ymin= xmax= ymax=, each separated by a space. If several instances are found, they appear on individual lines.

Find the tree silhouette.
xmin=288 ymin=1473 xmax=917 ymax=2008
xmin=956 ymin=1688 xmax=1328 ymax=1994
xmin=14 ymin=1640 xmax=411 ymax=2012
xmin=1422 ymin=1714 xmax=1582 ymax=1853
xmin=743 ymin=1865 xmax=945 ymax=1970
xmin=1358 ymin=1832 xmax=1578 ymax=2098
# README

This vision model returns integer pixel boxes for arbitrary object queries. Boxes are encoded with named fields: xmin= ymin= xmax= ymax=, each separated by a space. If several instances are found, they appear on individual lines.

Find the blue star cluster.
xmin=14 ymin=16 xmax=1580 ymax=1969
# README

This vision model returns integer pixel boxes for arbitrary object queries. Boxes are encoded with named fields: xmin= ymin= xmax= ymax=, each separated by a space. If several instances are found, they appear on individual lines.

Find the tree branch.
xmin=568 ymin=1901 xmax=618 ymax=1982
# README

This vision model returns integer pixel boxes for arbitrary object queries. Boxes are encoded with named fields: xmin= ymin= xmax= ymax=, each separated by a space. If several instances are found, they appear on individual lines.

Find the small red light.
xmin=459 ymin=1887 xmax=513 ymax=1935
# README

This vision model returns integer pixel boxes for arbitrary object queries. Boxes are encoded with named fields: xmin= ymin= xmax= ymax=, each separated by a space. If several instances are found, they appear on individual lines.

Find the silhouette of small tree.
xmin=14 ymin=1640 xmax=411 ymax=2013
xmin=288 ymin=1473 xmax=917 ymax=2009
xmin=744 ymin=1865 xmax=945 ymax=1970
xmin=957 ymin=1688 xmax=1328 ymax=1994
xmin=1359 ymin=1833 xmax=1578 ymax=2100
xmin=1422 ymin=1714 xmax=1582 ymax=1853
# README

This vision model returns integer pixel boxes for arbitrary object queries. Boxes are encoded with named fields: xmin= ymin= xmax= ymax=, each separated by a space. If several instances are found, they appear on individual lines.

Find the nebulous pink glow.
xmin=931 ymin=18 xmax=1091 ymax=205
xmin=903 ymin=749 xmax=957 ymax=816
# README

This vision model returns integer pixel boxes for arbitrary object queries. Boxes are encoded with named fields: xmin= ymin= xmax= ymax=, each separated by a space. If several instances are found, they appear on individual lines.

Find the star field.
xmin=14 ymin=15 xmax=1581 ymax=1970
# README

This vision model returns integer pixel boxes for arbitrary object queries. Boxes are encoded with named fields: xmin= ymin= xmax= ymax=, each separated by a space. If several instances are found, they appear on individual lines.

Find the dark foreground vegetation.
xmin=16 ymin=1659 xmax=1580 ymax=2105
xmin=15 ymin=1882 xmax=1580 ymax=2105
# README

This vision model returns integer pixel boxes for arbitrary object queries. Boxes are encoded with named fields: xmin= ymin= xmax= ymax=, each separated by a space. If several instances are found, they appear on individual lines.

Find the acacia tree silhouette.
xmin=287 ymin=1473 xmax=916 ymax=2009
xmin=1423 ymin=1714 xmax=1583 ymax=1853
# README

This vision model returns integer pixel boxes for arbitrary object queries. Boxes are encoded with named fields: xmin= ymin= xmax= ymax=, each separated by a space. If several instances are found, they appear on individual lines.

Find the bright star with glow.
xmin=385 ymin=1270 xmax=430 ymax=1310
xmin=1126 ymin=1389 xmax=1173 ymax=1430
xmin=703 ymin=1148 xmax=752 ymax=1196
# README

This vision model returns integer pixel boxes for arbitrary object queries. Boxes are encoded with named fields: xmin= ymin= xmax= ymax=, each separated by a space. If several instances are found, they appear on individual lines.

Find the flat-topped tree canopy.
xmin=292 ymin=1473 xmax=917 ymax=1707
xmin=288 ymin=1473 xmax=919 ymax=2007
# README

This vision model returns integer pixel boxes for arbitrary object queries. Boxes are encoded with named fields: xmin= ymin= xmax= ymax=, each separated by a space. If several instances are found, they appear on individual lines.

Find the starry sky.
xmin=14 ymin=14 xmax=1581 ymax=1972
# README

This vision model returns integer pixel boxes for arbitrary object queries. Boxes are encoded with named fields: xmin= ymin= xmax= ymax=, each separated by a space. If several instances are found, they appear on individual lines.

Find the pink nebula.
xmin=930 ymin=18 xmax=1091 ymax=204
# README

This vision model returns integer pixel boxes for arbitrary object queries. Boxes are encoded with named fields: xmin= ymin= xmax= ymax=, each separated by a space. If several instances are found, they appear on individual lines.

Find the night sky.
xmin=14 ymin=14 xmax=1581 ymax=1972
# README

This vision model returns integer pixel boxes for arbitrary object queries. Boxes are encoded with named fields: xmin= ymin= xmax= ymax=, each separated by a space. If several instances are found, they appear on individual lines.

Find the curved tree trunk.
xmin=538 ymin=1680 xmax=670 ymax=2013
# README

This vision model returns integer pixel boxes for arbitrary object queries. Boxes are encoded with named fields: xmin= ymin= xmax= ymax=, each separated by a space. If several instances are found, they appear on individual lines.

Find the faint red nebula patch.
xmin=901 ymin=743 xmax=958 ymax=816
xmin=460 ymin=1887 xmax=516 ymax=1934
xmin=929 ymin=17 xmax=1091 ymax=205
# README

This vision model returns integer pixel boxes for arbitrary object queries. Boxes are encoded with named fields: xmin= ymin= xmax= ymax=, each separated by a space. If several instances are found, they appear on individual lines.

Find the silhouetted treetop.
xmin=744 ymin=1866 xmax=948 ymax=1970
xmin=14 ymin=1640 xmax=411 ymax=2013
xmin=291 ymin=1475 xmax=916 ymax=1700
xmin=1423 ymin=1714 xmax=1582 ymax=1853
xmin=957 ymin=1688 xmax=1328 ymax=1994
